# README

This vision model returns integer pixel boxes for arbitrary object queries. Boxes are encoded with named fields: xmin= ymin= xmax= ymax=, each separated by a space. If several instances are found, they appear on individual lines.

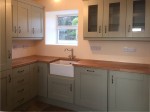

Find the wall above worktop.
xmin=13 ymin=0 xmax=150 ymax=64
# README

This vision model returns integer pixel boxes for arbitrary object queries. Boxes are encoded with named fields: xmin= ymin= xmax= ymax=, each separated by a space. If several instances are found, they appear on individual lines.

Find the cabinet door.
xmin=12 ymin=0 xmax=18 ymax=37
xmin=0 ymin=70 xmax=13 ymax=111
xmin=29 ymin=63 xmax=38 ymax=98
xmin=83 ymin=0 xmax=103 ymax=38
xmin=0 ymin=0 xmax=12 ymax=71
xmin=17 ymin=1 xmax=31 ymax=37
xmin=31 ymin=6 xmax=44 ymax=38
xmin=108 ymin=71 xmax=149 ymax=111
xmin=48 ymin=75 xmax=74 ymax=103
xmin=37 ymin=62 xmax=48 ymax=97
xmin=0 ymin=0 xmax=6 ymax=71
xmin=126 ymin=0 xmax=150 ymax=37
xmin=75 ymin=67 xmax=107 ymax=111
xmin=103 ymin=0 xmax=126 ymax=37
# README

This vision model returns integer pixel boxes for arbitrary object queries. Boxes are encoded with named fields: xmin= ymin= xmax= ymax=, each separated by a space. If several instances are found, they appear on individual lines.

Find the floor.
xmin=15 ymin=99 xmax=72 ymax=111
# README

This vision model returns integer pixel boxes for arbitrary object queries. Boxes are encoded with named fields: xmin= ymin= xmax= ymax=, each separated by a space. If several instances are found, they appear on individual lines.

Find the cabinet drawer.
xmin=13 ymin=65 xmax=29 ymax=78
xmin=13 ymin=74 xmax=29 ymax=87
xmin=14 ymin=94 xmax=28 ymax=108
xmin=14 ymin=85 xmax=29 ymax=99
xmin=75 ymin=67 xmax=107 ymax=75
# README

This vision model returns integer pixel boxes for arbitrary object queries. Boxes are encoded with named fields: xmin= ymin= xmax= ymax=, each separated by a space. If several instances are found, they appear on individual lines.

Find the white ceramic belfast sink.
xmin=50 ymin=60 xmax=77 ymax=77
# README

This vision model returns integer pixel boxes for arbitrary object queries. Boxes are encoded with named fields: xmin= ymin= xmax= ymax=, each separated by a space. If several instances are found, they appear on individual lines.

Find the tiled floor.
xmin=15 ymin=99 xmax=72 ymax=111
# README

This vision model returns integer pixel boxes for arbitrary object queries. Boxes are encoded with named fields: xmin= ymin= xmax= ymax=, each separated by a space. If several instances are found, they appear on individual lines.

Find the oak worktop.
xmin=12 ymin=55 xmax=59 ymax=68
xmin=12 ymin=55 xmax=150 ymax=74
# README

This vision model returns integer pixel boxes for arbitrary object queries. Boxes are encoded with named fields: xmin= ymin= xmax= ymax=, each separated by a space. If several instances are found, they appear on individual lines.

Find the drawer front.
xmin=13 ymin=74 xmax=29 ymax=87
xmin=14 ymin=94 xmax=28 ymax=108
xmin=75 ymin=67 xmax=107 ymax=75
xmin=14 ymin=85 xmax=29 ymax=99
xmin=13 ymin=65 xmax=30 ymax=78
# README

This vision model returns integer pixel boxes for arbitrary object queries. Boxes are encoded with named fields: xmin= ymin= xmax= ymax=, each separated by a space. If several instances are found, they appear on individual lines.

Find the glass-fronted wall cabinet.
xmin=103 ymin=0 xmax=126 ymax=37
xmin=83 ymin=0 xmax=126 ymax=38
xmin=83 ymin=0 xmax=150 ymax=39
xmin=126 ymin=0 xmax=150 ymax=37
xmin=83 ymin=0 xmax=103 ymax=38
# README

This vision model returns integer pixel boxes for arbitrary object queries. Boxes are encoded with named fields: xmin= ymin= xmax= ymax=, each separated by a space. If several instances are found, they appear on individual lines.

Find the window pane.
xmin=58 ymin=29 xmax=77 ymax=40
xmin=109 ymin=3 xmax=120 ymax=31
xmin=132 ymin=0 xmax=145 ymax=32
xmin=88 ymin=5 xmax=98 ymax=32
xmin=58 ymin=16 xmax=78 ymax=26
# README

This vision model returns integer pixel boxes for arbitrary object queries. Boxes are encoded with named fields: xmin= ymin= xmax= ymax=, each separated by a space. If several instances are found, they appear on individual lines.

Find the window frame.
xmin=56 ymin=14 xmax=78 ymax=45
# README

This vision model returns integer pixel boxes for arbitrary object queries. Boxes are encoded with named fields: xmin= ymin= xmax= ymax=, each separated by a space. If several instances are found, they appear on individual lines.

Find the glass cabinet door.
xmin=83 ymin=0 xmax=103 ymax=38
xmin=103 ymin=0 xmax=126 ymax=37
xmin=126 ymin=0 xmax=150 ymax=37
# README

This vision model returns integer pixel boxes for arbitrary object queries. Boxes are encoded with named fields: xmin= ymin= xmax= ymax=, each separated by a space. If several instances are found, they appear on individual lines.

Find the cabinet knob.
xmin=128 ymin=25 xmax=131 ymax=32
xmin=70 ymin=84 xmax=72 ymax=92
xmin=99 ymin=26 xmax=101 ymax=33
xmin=8 ymin=74 xmax=11 ymax=83
xmin=105 ymin=26 xmax=107 ymax=33
xmin=14 ymin=26 xmax=17 ymax=33
xmin=87 ymin=70 xmax=95 ymax=72
xmin=32 ymin=28 xmax=35 ymax=34
xmin=8 ymin=50 xmax=11 ymax=59
xmin=18 ymin=26 xmax=21 ymax=33
xmin=112 ymin=75 xmax=114 ymax=84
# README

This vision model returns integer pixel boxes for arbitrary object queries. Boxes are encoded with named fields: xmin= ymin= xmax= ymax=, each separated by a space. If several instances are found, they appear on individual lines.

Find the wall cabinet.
xmin=84 ymin=0 xmax=150 ymax=40
xmin=31 ymin=6 xmax=44 ymax=38
xmin=12 ymin=0 xmax=44 ymax=39
xmin=75 ymin=67 xmax=107 ymax=111
xmin=0 ymin=70 xmax=13 ymax=111
xmin=108 ymin=70 xmax=149 ymax=111
xmin=37 ymin=62 xmax=48 ymax=98
xmin=48 ymin=75 xmax=74 ymax=104
xmin=126 ymin=0 xmax=150 ymax=37
xmin=0 ymin=0 xmax=12 ymax=71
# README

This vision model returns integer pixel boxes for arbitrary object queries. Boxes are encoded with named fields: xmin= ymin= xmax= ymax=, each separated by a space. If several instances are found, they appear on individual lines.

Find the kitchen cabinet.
xmin=108 ymin=70 xmax=149 ymax=111
xmin=0 ymin=70 xmax=13 ymax=111
xmin=126 ymin=0 xmax=150 ymax=37
xmin=84 ymin=0 xmax=126 ymax=38
xmin=12 ymin=0 xmax=44 ymax=39
xmin=12 ymin=65 xmax=30 ymax=108
xmin=84 ymin=0 xmax=150 ymax=40
xmin=37 ymin=62 xmax=48 ymax=98
xmin=0 ymin=0 xmax=12 ymax=71
xmin=48 ymin=75 xmax=74 ymax=103
xmin=31 ymin=6 xmax=44 ymax=38
xmin=29 ymin=63 xmax=38 ymax=98
xmin=75 ymin=67 xmax=107 ymax=111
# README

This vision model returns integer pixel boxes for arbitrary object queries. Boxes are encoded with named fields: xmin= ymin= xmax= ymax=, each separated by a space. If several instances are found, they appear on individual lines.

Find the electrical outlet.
xmin=123 ymin=47 xmax=136 ymax=52
xmin=91 ymin=46 xmax=101 ymax=51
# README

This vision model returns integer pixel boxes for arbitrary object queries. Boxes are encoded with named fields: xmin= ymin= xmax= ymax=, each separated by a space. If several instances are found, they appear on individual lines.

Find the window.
xmin=57 ymin=15 xmax=78 ymax=45
xmin=45 ymin=10 xmax=78 ymax=46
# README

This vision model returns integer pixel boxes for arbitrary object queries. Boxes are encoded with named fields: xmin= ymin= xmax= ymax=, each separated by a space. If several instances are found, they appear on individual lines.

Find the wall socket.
xmin=123 ymin=47 xmax=136 ymax=52
xmin=91 ymin=46 xmax=101 ymax=51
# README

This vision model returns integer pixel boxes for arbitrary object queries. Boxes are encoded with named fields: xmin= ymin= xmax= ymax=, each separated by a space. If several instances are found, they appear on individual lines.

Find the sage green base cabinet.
xmin=48 ymin=75 xmax=74 ymax=104
xmin=12 ymin=65 xmax=30 ymax=108
xmin=75 ymin=67 xmax=108 ymax=111
xmin=108 ymin=71 xmax=149 ymax=112
xmin=37 ymin=62 xmax=48 ymax=98
xmin=29 ymin=63 xmax=38 ymax=99
xmin=0 ymin=70 xmax=13 ymax=111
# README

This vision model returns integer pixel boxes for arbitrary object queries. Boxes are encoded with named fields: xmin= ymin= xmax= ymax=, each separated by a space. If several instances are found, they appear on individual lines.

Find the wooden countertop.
xmin=12 ymin=55 xmax=150 ymax=74
xmin=12 ymin=55 xmax=59 ymax=68
xmin=73 ymin=60 xmax=150 ymax=74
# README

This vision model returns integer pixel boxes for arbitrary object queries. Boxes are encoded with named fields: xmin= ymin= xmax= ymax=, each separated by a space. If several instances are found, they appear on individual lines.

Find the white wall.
xmin=32 ymin=0 xmax=150 ymax=64
xmin=12 ymin=0 xmax=150 ymax=64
